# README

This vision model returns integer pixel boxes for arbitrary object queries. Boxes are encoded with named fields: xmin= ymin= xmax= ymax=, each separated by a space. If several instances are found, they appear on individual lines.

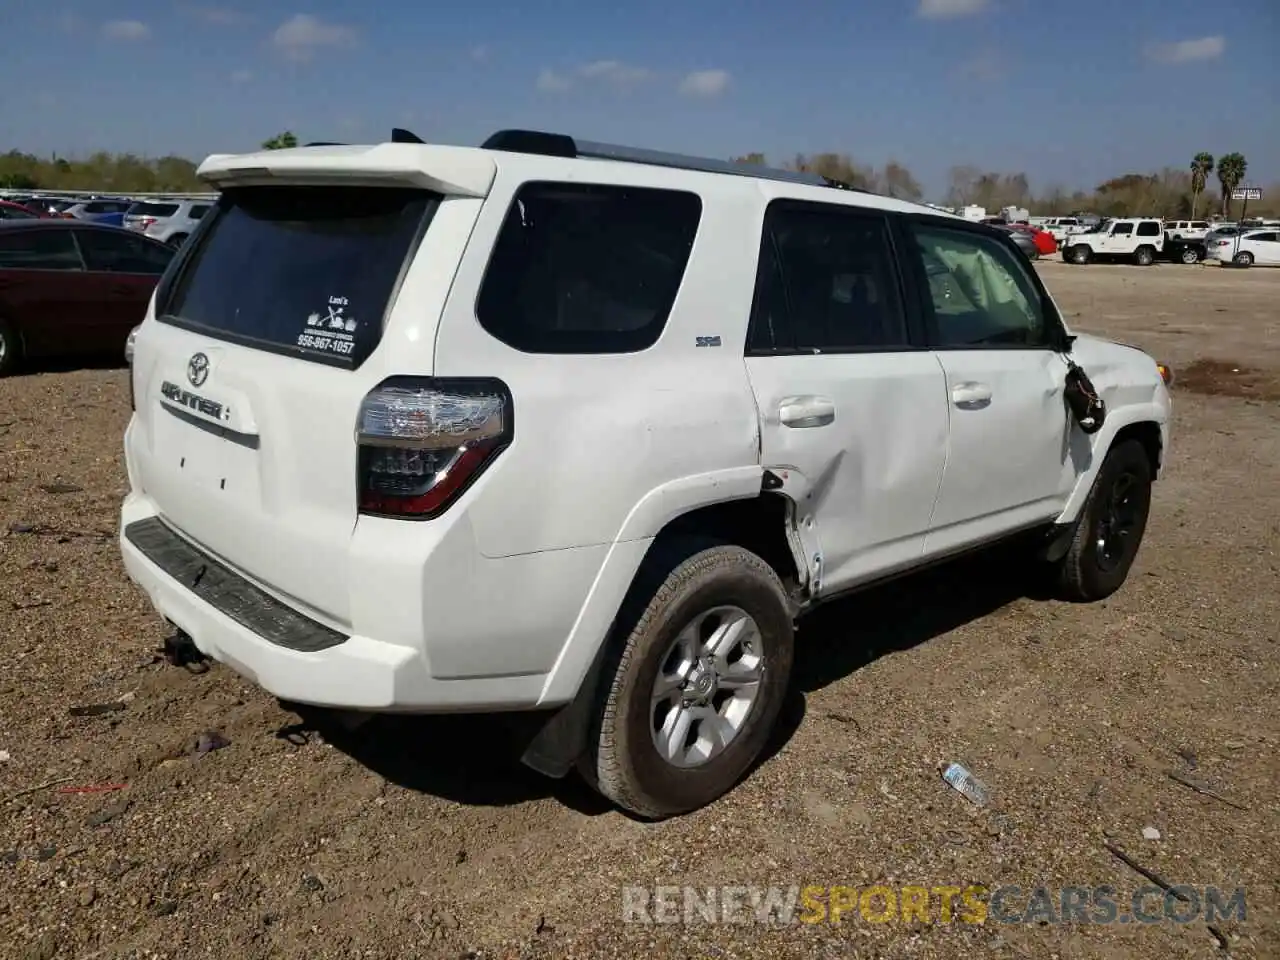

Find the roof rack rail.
xmin=480 ymin=128 xmax=843 ymax=190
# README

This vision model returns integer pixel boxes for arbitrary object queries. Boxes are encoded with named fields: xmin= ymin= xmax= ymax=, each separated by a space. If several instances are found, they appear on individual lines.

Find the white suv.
xmin=1062 ymin=218 xmax=1166 ymax=266
xmin=124 ymin=199 xmax=214 ymax=248
xmin=119 ymin=130 xmax=1173 ymax=818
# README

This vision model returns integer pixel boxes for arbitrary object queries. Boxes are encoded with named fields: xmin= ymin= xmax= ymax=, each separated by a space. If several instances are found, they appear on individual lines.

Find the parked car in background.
xmin=25 ymin=197 xmax=75 ymax=216
xmin=1062 ymin=218 xmax=1165 ymax=265
xmin=1163 ymin=220 xmax=1210 ymax=241
xmin=1161 ymin=234 xmax=1208 ymax=264
xmin=0 ymin=200 xmax=45 ymax=221
xmin=0 ymin=220 xmax=174 ymax=376
xmin=1007 ymin=222 xmax=1057 ymax=255
xmin=992 ymin=224 xmax=1040 ymax=259
xmin=63 ymin=198 xmax=135 ymax=222
xmin=1041 ymin=217 xmax=1087 ymax=245
xmin=124 ymin=199 xmax=213 ymax=247
xmin=1206 ymin=229 xmax=1280 ymax=267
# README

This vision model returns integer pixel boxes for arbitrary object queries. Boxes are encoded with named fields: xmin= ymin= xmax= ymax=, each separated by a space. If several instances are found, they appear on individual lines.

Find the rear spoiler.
xmin=196 ymin=143 xmax=497 ymax=198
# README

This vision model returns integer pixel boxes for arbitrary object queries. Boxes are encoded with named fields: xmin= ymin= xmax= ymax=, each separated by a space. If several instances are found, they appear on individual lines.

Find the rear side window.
xmin=160 ymin=186 xmax=437 ymax=367
xmin=0 ymin=229 xmax=83 ymax=270
xmin=748 ymin=202 xmax=909 ymax=353
xmin=1136 ymin=221 xmax=1161 ymax=237
xmin=189 ymin=205 xmax=210 ymax=220
xmin=129 ymin=202 xmax=180 ymax=217
xmin=77 ymin=230 xmax=173 ymax=274
xmin=476 ymin=182 xmax=701 ymax=354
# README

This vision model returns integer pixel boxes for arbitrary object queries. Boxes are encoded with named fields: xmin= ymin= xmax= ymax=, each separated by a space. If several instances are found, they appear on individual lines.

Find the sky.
xmin=1 ymin=0 xmax=1277 ymax=198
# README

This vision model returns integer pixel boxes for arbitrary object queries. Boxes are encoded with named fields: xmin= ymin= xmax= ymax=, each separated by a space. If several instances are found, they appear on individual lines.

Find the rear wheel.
xmin=0 ymin=318 xmax=20 ymax=377
xmin=1180 ymin=247 xmax=1202 ymax=265
xmin=1233 ymin=251 xmax=1254 ymax=267
xmin=1051 ymin=439 xmax=1153 ymax=602
xmin=581 ymin=543 xmax=794 ymax=819
xmin=167 ymin=234 xmax=188 ymax=248
xmin=1134 ymin=245 xmax=1155 ymax=266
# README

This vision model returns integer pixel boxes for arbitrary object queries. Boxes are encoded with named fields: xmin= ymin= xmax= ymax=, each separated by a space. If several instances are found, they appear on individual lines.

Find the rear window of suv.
xmin=129 ymin=202 xmax=180 ymax=217
xmin=476 ymin=182 xmax=702 ymax=354
xmin=158 ymin=186 xmax=437 ymax=368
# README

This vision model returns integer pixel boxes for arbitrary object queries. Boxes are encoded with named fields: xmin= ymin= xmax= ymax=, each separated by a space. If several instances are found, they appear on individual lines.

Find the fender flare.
xmin=1055 ymin=401 xmax=1168 ymax=526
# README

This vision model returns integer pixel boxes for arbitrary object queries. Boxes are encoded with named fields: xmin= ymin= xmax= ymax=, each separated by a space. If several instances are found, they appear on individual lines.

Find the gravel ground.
xmin=1 ymin=262 xmax=1277 ymax=960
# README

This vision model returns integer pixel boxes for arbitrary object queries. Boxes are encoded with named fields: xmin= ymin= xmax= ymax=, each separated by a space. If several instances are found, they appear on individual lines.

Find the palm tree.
xmin=261 ymin=131 xmax=298 ymax=150
xmin=1189 ymin=152 xmax=1214 ymax=217
xmin=1217 ymin=153 xmax=1247 ymax=217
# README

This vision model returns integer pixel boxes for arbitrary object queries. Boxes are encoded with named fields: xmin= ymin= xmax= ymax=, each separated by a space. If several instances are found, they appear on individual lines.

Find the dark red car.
xmin=0 ymin=200 xmax=47 ymax=221
xmin=0 ymin=221 xmax=174 ymax=376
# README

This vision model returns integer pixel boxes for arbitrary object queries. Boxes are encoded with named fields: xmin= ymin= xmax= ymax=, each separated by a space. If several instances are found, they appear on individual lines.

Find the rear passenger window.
xmin=748 ymin=203 xmax=908 ymax=353
xmin=907 ymin=222 xmax=1048 ymax=348
xmin=189 ymin=205 xmax=210 ymax=220
xmin=476 ymin=182 xmax=701 ymax=354
xmin=1136 ymin=221 xmax=1161 ymax=237
xmin=0 ymin=229 xmax=82 ymax=270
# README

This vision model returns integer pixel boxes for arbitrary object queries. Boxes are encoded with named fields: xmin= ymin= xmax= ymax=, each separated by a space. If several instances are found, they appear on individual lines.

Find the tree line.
xmin=0 ymin=133 xmax=1272 ymax=219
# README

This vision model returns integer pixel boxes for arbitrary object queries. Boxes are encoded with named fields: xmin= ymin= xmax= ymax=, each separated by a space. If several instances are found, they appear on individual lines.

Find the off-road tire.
xmin=0 ymin=318 xmax=19 ymax=377
xmin=581 ymin=543 xmax=794 ymax=819
xmin=1052 ymin=439 xmax=1153 ymax=602
xmin=1134 ymin=245 xmax=1155 ymax=266
xmin=1070 ymin=245 xmax=1092 ymax=265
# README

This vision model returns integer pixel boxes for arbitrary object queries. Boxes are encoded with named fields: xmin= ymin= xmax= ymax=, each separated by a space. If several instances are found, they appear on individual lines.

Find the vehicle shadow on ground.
xmin=302 ymin=542 xmax=1041 ymax=816
xmin=10 ymin=354 xmax=127 ymax=376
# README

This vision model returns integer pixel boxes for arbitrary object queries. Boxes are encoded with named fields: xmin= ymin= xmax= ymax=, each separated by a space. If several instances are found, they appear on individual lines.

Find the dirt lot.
xmin=1 ymin=262 xmax=1277 ymax=960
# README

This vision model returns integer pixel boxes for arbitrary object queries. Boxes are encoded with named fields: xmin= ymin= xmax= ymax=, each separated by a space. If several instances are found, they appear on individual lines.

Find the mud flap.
xmin=520 ymin=637 xmax=611 ymax=778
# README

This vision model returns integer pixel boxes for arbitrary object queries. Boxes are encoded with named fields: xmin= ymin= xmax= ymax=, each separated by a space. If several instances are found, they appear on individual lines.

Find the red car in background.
xmin=0 ymin=200 xmax=48 ymax=221
xmin=0 ymin=220 xmax=174 ymax=376
xmin=1007 ymin=222 xmax=1058 ymax=256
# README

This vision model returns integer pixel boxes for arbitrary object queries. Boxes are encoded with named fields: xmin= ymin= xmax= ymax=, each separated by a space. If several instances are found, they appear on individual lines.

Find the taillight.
xmin=356 ymin=378 xmax=512 ymax=519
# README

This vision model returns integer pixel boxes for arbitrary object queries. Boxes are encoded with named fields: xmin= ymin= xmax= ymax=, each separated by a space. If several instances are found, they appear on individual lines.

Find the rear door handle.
xmin=778 ymin=396 xmax=835 ymax=428
xmin=951 ymin=382 xmax=992 ymax=409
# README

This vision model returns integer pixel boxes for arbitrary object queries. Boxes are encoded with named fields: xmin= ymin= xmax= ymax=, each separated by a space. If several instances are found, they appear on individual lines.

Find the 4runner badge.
xmin=187 ymin=353 xmax=210 ymax=387
xmin=695 ymin=336 xmax=722 ymax=348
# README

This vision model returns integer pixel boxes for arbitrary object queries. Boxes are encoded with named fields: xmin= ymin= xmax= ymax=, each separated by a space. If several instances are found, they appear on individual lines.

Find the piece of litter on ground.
xmin=194 ymin=731 xmax=230 ymax=756
xmin=1142 ymin=826 xmax=1161 ymax=840
xmin=940 ymin=761 xmax=990 ymax=807
xmin=878 ymin=781 xmax=899 ymax=801
xmin=0 ymin=750 xmax=9 ymax=763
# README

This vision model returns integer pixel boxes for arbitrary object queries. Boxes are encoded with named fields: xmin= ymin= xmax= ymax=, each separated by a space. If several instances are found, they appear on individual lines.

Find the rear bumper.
xmin=119 ymin=495 xmax=566 ymax=712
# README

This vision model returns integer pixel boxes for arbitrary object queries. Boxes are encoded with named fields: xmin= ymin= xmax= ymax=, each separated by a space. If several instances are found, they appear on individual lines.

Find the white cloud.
xmin=679 ymin=69 xmax=731 ymax=98
xmin=577 ymin=59 xmax=652 ymax=89
xmin=230 ymin=68 xmax=253 ymax=84
xmin=1144 ymin=35 xmax=1226 ymax=64
xmin=536 ymin=68 xmax=572 ymax=93
xmin=271 ymin=14 xmax=356 ymax=62
xmin=917 ymin=0 xmax=989 ymax=19
xmin=102 ymin=19 xmax=151 ymax=41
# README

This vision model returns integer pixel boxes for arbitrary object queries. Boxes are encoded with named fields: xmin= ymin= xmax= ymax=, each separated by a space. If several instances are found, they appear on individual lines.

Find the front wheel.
xmin=581 ymin=544 xmax=794 ymax=819
xmin=1069 ymin=245 xmax=1092 ymax=265
xmin=1051 ymin=439 xmax=1153 ymax=602
xmin=0 ymin=318 xmax=20 ymax=377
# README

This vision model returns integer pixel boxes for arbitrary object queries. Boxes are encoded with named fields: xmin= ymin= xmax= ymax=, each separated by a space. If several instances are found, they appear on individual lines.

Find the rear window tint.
xmin=129 ymin=202 xmax=180 ymax=217
xmin=476 ymin=182 xmax=702 ymax=354
xmin=189 ymin=205 xmax=210 ymax=220
xmin=0 ymin=229 xmax=82 ymax=270
xmin=159 ymin=186 xmax=436 ymax=368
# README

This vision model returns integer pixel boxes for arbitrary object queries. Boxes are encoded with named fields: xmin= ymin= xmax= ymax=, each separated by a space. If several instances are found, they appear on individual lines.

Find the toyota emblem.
xmin=187 ymin=352 xmax=210 ymax=387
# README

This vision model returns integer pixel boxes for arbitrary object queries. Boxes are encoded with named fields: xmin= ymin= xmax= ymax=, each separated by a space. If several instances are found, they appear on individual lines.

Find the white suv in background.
xmin=1062 ymin=218 xmax=1166 ymax=265
xmin=119 ymin=130 xmax=1172 ymax=818
xmin=124 ymin=199 xmax=214 ymax=248
xmin=1164 ymin=219 xmax=1210 ymax=241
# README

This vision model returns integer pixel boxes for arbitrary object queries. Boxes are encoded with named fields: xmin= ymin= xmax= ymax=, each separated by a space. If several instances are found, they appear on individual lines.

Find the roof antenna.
xmin=391 ymin=128 xmax=425 ymax=144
